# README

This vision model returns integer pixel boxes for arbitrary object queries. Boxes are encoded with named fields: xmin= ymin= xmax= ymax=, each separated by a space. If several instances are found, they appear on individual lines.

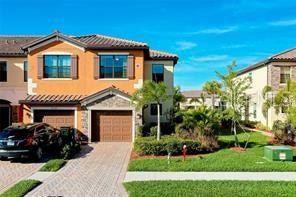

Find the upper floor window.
xmin=152 ymin=64 xmax=164 ymax=83
xmin=0 ymin=61 xmax=7 ymax=82
xmin=280 ymin=66 xmax=290 ymax=84
xmin=100 ymin=55 xmax=127 ymax=78
xmin=24 ymin=61 xmax=28 ymax=82
xmin=44 ymin=55 xmax=71 ymax=78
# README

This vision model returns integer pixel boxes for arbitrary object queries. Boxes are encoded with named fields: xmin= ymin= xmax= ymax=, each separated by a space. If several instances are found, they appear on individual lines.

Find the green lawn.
xmin=0 ymin=180 xmax=41 ymax=197
xmin=39 ymin=159 xmax=66 ymax=172
xmin=124 ymin=180 xmax=296 ymax=197
xmin=128 ymin=131 xmax=296 ymax=171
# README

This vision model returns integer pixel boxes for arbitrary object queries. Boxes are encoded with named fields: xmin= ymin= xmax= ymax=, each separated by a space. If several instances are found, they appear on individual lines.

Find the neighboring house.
xmin=236 ymin=48 xmax=296 ymax=129
xmin=15 ymin=31 xmax=177 ymax=142
xmin=0 ymin=36 xmax=39 ymax=130
xmin=180 ymin=90 xmax=222 ymax=109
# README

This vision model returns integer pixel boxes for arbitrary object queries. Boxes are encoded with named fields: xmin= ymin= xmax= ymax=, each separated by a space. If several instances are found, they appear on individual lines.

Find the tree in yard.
xmin=202 ymin=80 xmax=222 ymax=108
xmin=262 ymin=85 xmax=273 ymax=129
xmin=132 ymin=80 xmax=169 ymax=141
xmin=216 ymin=61 xmax=251 ymax=147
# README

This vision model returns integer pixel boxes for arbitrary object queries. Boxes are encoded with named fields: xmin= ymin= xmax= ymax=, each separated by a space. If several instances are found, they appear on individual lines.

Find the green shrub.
xmin=61 ymin=142 xmax=81 ymax=159
xmin=240 ymin=120 xmax=259 ymax=128
xmin=272 ymin=120 xmax=286 ymax=131
xmin=150 ymin=126 xmax=158 ymax=137
xmin=134 ymin=135 xmax=204 ymax=156
xmin=136 ymin=124 xmax=145 ymax=137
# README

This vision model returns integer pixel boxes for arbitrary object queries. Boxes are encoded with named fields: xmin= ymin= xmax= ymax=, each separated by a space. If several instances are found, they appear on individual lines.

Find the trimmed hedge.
xmin=134 ymin=136 xmax=202 ymax=156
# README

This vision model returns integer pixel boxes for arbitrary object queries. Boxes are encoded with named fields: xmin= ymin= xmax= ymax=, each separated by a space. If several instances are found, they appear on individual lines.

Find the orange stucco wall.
xmin=28 ymin=41 xmax=144 ymax=95
xmin=24 ymin=41 xmax=145 ymax=133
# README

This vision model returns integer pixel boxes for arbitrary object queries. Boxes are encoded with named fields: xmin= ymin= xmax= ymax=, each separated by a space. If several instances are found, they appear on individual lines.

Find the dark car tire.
xmin=0 ymin=156 xmax=8 ymax=161
xmin=35 ymin=147 xmax=43 ymax=160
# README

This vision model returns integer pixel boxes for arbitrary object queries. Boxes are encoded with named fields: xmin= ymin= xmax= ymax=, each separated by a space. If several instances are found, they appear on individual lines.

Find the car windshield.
xmin=0 ymin=128 xmax=30 ymax=139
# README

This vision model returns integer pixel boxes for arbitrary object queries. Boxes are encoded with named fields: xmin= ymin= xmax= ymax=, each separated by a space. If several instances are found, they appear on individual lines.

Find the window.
xmin=150 ymin=103 xmax=162 ymax=116
xmin=23 ymin=61 xmax=28 ymax=82
xmin=100 ymin=55 xmax=127 ymax=78
xmin=0 ymin=61 xmax=7 ymax=82
xmin=152 ymin=64 xmax=164 ymax=83
xmin=280 ymin=66 xmax=290 ymax=84
xmin=44 ymin=55 xmax=71 ymax=78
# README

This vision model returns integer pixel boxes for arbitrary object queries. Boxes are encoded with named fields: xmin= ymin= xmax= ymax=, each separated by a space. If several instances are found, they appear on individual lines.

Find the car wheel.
xmin=35 ymin=147 xmax=43 ymax=160
xmin=0 ymin=156 xmax=8 ymax=161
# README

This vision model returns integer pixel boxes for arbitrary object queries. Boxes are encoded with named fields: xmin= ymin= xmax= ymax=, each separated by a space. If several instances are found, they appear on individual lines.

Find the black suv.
xmin=0 ymin=123 xmax=62 ymax=160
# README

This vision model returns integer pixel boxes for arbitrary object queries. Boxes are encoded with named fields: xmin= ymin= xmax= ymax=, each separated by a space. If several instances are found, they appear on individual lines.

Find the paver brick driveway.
xmin=0 ymin=160 xmax=43 ymax=193
xmin=27 ymin=142 xmax=131 ymax=197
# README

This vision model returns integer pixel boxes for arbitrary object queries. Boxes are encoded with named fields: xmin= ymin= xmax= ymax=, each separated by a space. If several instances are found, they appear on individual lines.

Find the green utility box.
xmin=264 ymin=146 xmax=293 ymax=161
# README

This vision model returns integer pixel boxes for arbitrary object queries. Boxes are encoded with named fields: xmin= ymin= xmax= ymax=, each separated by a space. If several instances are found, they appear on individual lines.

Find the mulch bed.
xmin=229 ymin=147 xmax=246 ymax=152
xmin=130 ymin=150 xmax=202 ymax=160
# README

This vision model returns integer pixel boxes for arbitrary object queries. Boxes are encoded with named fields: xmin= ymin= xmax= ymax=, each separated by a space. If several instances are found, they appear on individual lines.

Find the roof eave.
xmin=0 ymin=53 xmax=27 ymax=57
xmin=19 ymin=100 xmax=80 ymax=105
xmin=86 ymin=46 xmax=148 ymax=50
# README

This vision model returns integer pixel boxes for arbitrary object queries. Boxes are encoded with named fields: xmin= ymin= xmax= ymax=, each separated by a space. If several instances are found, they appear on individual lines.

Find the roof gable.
xmin=237 ymin=48 xmax=296 ymax=75
xmin=81 ymin=86 xmax=131 ymax=106
xmin=21 ymin=31 xmax=87 ymax=52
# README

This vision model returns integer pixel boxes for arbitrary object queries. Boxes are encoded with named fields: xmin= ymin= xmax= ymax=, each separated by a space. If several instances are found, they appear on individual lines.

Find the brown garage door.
xmin=34 ymin=110 xmax=74 ymax=129
xmin=92 ymin=111 xmax=132 ymax=142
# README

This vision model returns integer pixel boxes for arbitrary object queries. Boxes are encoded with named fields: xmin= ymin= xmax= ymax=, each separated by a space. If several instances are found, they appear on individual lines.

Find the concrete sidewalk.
xmin=125 ymin=172 xmax=296 ymax=182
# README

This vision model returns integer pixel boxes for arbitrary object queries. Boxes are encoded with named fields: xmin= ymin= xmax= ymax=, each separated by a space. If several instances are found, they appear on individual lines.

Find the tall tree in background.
xmin=202 ymin=80 xmax=221 ymax=108
xmin=173 ymin=86 xmax=185 ymax=111
xmin=216 ymin=61 xmax=251 ymax=147
xmin=132 ymin=81 xmax=169 ymax=141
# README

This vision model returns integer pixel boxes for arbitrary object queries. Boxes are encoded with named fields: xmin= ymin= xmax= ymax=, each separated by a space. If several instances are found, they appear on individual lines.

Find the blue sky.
xmin=1 ymin=0 xmax=296 ymax=90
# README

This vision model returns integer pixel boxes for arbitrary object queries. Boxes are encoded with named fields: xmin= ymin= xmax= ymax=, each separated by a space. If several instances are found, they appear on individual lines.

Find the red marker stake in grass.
xmin=182 ymin=144 xmax=187 ymax=161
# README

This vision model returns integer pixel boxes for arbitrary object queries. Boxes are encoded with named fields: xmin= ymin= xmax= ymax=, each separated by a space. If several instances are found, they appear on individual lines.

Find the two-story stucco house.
xmin=0 ymin=36 xmax=38 ymax=130
xmin=237 ymin=48 xmax=296 ymax=129
xmin=16 ymin=31 xmax=177 ymax=142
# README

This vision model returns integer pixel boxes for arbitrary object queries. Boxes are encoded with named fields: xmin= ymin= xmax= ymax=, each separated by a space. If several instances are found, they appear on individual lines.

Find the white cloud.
xmin=175 ymin=41 xmax=197 ymax=51
xmin=190 ymin=55 xmax=229 ymax=62
xmin=192 ymin=26 xmax=238 ymax=35
xmin=269 ymin=19 xmax=296 ymax=26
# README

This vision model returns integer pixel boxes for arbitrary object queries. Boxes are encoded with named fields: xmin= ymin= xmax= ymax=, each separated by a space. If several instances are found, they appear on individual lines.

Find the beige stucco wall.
xmin=237 ymin=62 xmax=295 ymax=129
xmin=143 ymin=60 xmax=174 ymax=123
xmin=0 ymin=57 xmax=27 ymax=105
xmin=238 ymin=65 xmax=268 ymax=125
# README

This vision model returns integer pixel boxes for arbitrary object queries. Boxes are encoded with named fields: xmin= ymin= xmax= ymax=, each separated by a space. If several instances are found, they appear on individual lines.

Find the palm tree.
xmin=216 ymin=61 xmax=251 ymax=147
xmin=202 ymin=80 xmax=221 ymax=108
xmin=132 ymin=80 xmax=169 ymax=141
xmin=173 ymin=86 xmax=185 ymax=111
xmin=189 ymin=92 xmax=206 ymax=109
